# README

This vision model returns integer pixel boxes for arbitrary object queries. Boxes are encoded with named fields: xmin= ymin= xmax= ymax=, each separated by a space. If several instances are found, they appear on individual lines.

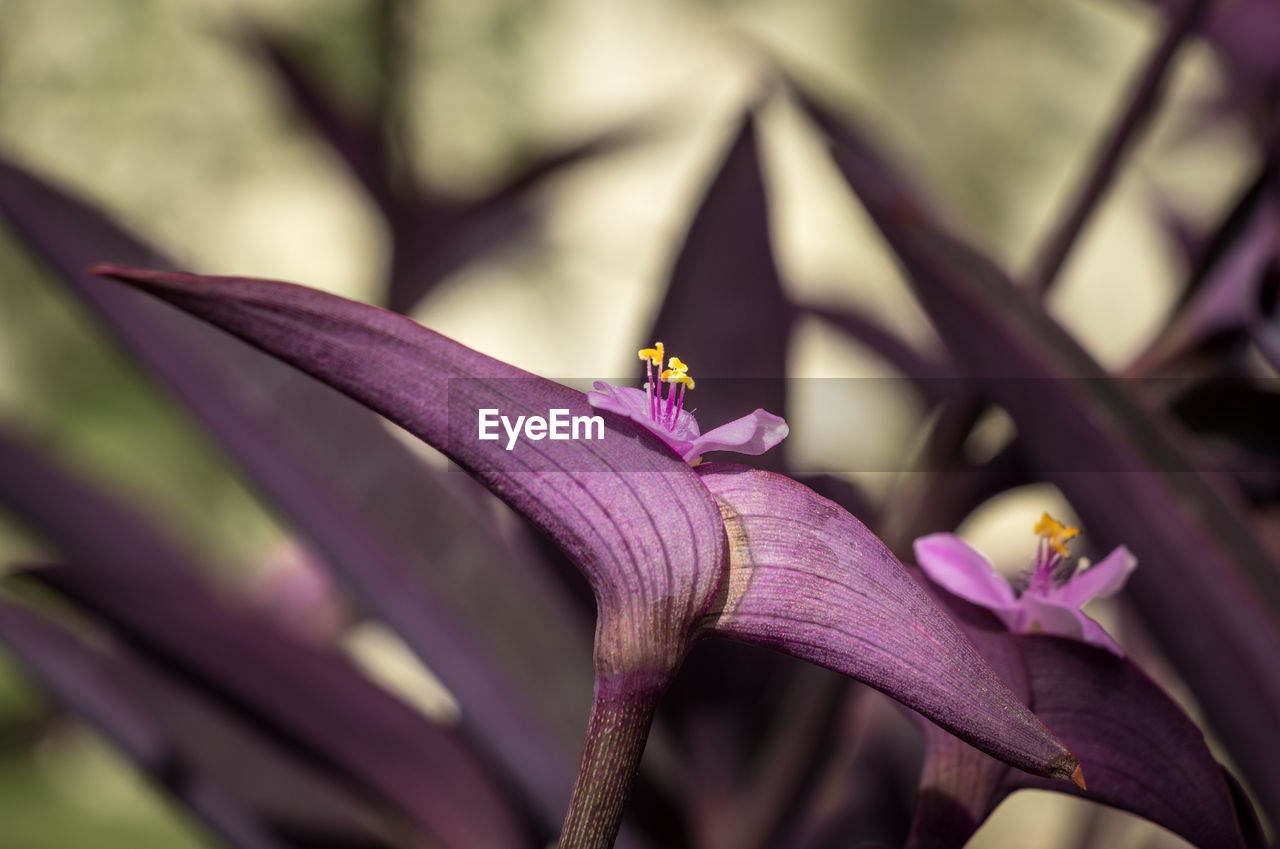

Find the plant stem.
xmin=558 ymin=675 xmax=665 ymax=849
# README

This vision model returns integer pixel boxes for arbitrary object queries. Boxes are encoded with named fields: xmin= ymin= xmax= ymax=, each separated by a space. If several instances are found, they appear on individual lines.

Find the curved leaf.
xmin=906 ymin=588 xmax=1263 ymax=849
xmin=92 ymin=265 xmax=728 ymax=682
xmin=0 ymin=428 xmax=530 ymax=849
xmin=645 ymin=114 xmax=792 ymax=470
xmin=1007 ymin=635 xmax=1262 ymax=849
xmin=694 ymin=463 xmax=1079 ymax=784
xmin=0 ymin=601 xmax=299 ymax=849
xmin=810 ymin=96 xmax=1280 ymax=827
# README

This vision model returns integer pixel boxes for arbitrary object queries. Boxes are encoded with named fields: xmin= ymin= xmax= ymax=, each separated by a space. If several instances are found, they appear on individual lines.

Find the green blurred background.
xmin=0 ymin=0 xmax=1253 ymax=846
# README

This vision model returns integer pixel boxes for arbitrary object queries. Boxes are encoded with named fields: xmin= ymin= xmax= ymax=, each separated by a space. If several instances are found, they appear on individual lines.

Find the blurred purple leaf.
xmin=695 ymin=463 xmax=1080 ymax=784
xmin=1169 ymin=382 xmax=1280 ymax=499
xmin=1027 ymin=0 xmax=1207 ymax=295
xmin=0 ymin=428 xmax=530 ymax=849
xmin=644 ymin=115 xmax=792 ymax=470
xmin=241 ymin=26 xmax=393 ymax=210
xmin=784 ymin=688 xmax=920 ymax=849
xmin=242 ymin=21 xmax=642 ymax=313
xmin=1148 ymin=185 xmax=1208 ymax=272
xmin=1137 ymin=197 xmax=1279 ymax=371
xmin=0 ymin=601 xmax=301 ymax=849
xmin=386 ymin=126 xmax=645 ymax=314
xmin=0 ymin=156 xmax=595 ymax=824
xmin=1172 ymin=167 xmax=1274 ymax=312
xmin=805 ymin=303 xmax=957 ymax=407
xmin=808 ymin=96 xmax=1280 ymax=827
xmin=1148 ymin=0 xmax=1280 ymax=89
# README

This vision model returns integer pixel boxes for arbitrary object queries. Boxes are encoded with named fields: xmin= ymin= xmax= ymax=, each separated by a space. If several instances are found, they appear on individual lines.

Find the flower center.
xmin=638 ymin=342 xmax=695 ymax=431
xmin=1029 ymin=512 xmax=1079 ymax=593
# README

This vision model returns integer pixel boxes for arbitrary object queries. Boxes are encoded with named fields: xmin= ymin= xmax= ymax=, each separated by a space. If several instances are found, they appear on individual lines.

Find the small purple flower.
xmin=915 ymin=514 xmax=1137 ymax=655
xmin=588 ymin=342 xmax=788 ymax=464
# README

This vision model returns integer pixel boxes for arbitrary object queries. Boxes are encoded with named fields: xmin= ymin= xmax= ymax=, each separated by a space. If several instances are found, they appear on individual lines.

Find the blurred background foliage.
xmin=0 ymin=0 xmax=1255 ymax=846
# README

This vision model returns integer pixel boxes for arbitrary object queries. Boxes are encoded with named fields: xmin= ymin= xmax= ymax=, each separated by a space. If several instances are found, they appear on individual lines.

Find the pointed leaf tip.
xmin=697 ymin=463 xmax=1074 ymax=778
xmin=1043 ymin=752 xmax=1085 ymax=787
xmin=93 ymin=264 xmax=729 ymax=684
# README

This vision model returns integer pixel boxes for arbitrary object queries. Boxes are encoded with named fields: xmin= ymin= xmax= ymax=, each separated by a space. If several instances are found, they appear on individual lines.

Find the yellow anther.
xmin=638 ymin=342 xmax=665 ymax=366
xmin=661 ymin=355 xmax=695 ymax=390
xmin=1034 ymin=512 xmax=1079 ymax=557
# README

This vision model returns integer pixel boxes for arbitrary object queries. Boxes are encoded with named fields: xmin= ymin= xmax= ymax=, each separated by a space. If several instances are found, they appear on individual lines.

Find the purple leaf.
xmin=643 ymin=114 xmax=792 ymax=470
xmin=694 ymin=463 xmax=1080 ymax=784
xmin=1142 ymin=0 xmax=1280 ymax=88
xmin=1147 ymin=186 xmax=1208 ymax=273
xmin=906 ymin=590 xmax=1263 ymax=849
xmin=91 ymin=264 xmax=729 ymax=684
xmin=810 ymin=97 xmax=1280 ymax=826
xmin=805 ymin=303 xmax=957 ymax=407
xmin=907 ymin=592 xmax=1026 ymax=848
xmin=37 ymin=561 xmax=532 ymax=849
xmin=241 ymin=26 xmax=392 ymax=210
xmin=1169 ymin=382 xmax=1280 ymax=502
xmin=0 ymin=156 xmax=594 ymax=824
xmin=1169 ymin=166 xmax=1273 ymax=312
xmin=1140 ymin=198 xmax=1279 ymax=370
xmin=1006 ymin=635 xmax=1264 ymax=849
xmin=0 ymin=428 xmax=530 ymax=849
xmin=95 ymin=266 xmax=1081 ymax=789
xmin=1026 ymin=0 xmax=1208 ymax=295
xmin=0 ymin=601 xmax=299 ymax=849
xmin=385 ymin=126 xmax=644 ymax=313
xmin=242 ymin=17 xmax=647 ymax=313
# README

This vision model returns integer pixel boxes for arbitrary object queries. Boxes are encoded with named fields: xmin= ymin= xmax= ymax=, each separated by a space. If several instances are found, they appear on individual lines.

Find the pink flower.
xmin=588 ymin=342 xmax=788 ymax=464
xmin=915 ymin=514 xmax=1136 ymax=655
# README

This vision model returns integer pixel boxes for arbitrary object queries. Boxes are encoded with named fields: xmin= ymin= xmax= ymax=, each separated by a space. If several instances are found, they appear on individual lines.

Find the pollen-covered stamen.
xmin=1034 ymin=513 xmax=1079 ymax=557
xmin=1030 ymin=512 xmax=1080 ymax=592
xmin=638 ymin=343 xmax=664 ymax=420
xmin=660 ymin=357 xmax=694 ymax=428
xmin=632 ymin=345 xmax=698 ymax=430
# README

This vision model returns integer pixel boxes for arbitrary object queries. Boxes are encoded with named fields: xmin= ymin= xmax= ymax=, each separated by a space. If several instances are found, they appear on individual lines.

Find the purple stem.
xmin=1028 ymin=0 xmax=1208 ymax=297
xmin=558 ymin=675 xmax=666 ymax=849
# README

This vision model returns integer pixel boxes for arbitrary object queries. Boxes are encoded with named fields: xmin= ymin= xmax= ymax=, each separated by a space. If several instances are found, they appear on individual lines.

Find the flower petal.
xmin=1054 ymin=545 xmax=1137 ymax=607
xmin=686 ymin=409 xmax=789 ymax=463
xmin=697 ymin=464 xmax=1078 ymax=782
xmin=914 ymin=534 xmax=1019 ymax=612
xmin=94 ymin=266 xmax=727 ymax=683
xmin=588 ymin=382 xmax=700 ymax=455
xmin=1014 ymin=594 xmax=1125 ymax=654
